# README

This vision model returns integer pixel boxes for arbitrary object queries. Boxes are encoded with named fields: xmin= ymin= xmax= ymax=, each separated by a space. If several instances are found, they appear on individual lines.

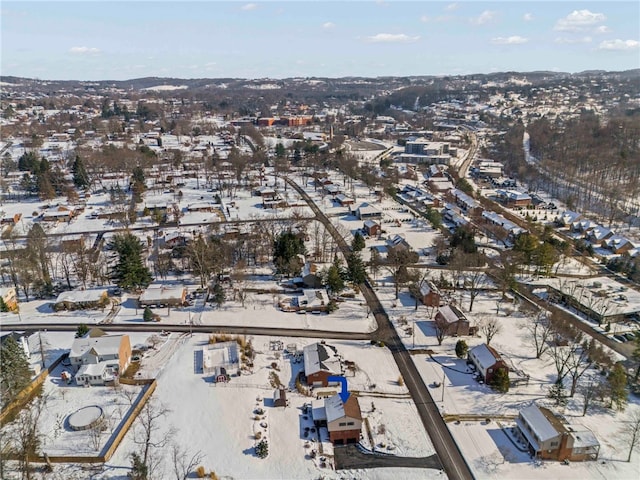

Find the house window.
xmin=550 ymin=441 xmax=558 ymax=447
xmin=339 ymin=422 xmax=346 ymax=426
xmin=347 ymin=422 xmax=354 ymax=426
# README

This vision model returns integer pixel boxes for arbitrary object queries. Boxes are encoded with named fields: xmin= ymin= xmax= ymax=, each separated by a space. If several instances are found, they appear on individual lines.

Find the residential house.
xmin=467 ymin=343 xmax=508 ymax=384
xmin=54 ymin=289 xmax=109 ymax=311
xmin=587 ymin=226 xmax=613 ymax=243
xmin=601 ymin=235 xmax=635 ymax=255
xmin=435 ymin=305 xmax=470 ymax=336
xmin=516 ymin=404 xmax=600 ymax=462
xmin=301 ymin=263 xmax=324 ymax=289
xmin=385 ymin=234 xmax=412 ymax=254
xmin=324 ymin=395 xmax=363 ymax=444
xmin=450 ymin=188 xmax=482 ymax=216
xmin=70 ymin=332 xmax=131 ymax=386
xmin=556 ymin=211 xmax=581 ymax=228
xmin=363 ymin=219 xmax=381 ymax=237
xmin=335 ymin=194 xmax=354 ymax=207
xmin=294 ymin=289 xmax=330 ymax=312
xmin=496 ymin=189 xmax=532 ymax=208
xmin=303 ymin=342 xmax=342 ymax=387
xmin=416 ymin=281 xmax=442 ymax=307
xmin=571 ymin=220 xmax=598 ymax=234
xmin=202 ymin=341 xmax=239 ymax=382
xmin=0 ymin=213 xmax=22 ymax=225
xmin=352 ymin=203 xmax=382 ymax=220
xmin=0 ymin=286 xmax=19 ymax=311
xmin=138 ymin=285 xmax=187 ymax=308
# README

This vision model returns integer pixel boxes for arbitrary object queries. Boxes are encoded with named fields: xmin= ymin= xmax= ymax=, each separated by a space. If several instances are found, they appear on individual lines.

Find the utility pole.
xmin=39 ymin=330 xmax=46 ymax=369
xmin=441 ymin=371 xmax=445 ymax=403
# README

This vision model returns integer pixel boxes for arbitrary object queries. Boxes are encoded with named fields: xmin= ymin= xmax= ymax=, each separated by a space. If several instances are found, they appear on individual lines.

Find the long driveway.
xmin=284 ymin=176 xmax=474 ymax=480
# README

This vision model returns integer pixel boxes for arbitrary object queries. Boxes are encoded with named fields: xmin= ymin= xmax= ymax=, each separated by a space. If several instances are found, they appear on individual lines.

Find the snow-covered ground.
xmin=5 ymin=332 xmax=441 ymax=479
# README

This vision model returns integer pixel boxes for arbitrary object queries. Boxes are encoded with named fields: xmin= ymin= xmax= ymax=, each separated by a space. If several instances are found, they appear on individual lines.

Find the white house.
xmin=70 ymin=332 xmax=131 ymax=386
xmin=202 ymin=341 xmax=239 ymax=382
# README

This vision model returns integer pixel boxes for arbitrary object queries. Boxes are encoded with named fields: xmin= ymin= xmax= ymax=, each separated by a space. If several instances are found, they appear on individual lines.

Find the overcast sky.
xmin=1 ymin=1 xmax=639 ymax=80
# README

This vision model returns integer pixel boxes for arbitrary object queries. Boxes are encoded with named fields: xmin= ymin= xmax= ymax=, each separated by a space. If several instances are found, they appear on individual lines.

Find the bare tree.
xmin=480 ymin=318 xmax=502 ymax=346
xmin=579 ymin=380 xmax=603 ymax=417
xmin=5 ymin=395 xmax=46 ymax=480
xmin=434 ymin=315 xmax=449 ymax=346
xmin=523 ymin=312 xmax=554 ymax=359
xmin=466 ymin=270 xmax=485 ymax=312
xmin=133 ymin=399 xmax=173 ymax=478
xmin=170 ymin=442 xmax=204 ymax=480
xmin=621 ymin=410 xmax=640 ymax=462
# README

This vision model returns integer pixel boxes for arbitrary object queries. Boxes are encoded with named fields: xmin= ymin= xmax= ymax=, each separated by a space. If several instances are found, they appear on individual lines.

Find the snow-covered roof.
xmin=76 ymin=362 xmax=108 ymax=377
xmin=311 ymin=399 xmax=327 ymax=422
xmin=70 ymin=334 xmax=125 ymax=359
xmin=567 ymin=425 xmax=599 ymax=448
xmin=55 ymin=288 xmax=107 ymax=305
xmin=519 ymin=405 xmax=559 ymax=443
xmin=324 ymin=394 xmax=362 ymax=423
xmin=303 ymin=342 xmax=341 ymax=376
xmin=139 ymin=285 xmax=186 ymax=303
xmin=437 ymin=305 xmax=466 ymax=324
xmin=296 ymin=289 xmax=329 ymax=309
xmin=469 ymin=344 xmax=500 ymax=370
xmin=202 ymin=342 xmax=239 ymax=370
xmin=356 ymin=203 xmax=381 ymax=216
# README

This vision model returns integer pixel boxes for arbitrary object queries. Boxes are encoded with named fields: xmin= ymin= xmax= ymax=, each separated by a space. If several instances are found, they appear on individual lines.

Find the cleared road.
xmin=284 ymin=176 xmax=474 ymax=480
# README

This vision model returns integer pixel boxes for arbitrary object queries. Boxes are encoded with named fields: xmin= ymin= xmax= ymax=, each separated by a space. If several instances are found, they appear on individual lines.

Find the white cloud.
xmin=598 ymin=39 xmax=640 ymax=51
xmin=445 ymin=3 xmax=458 ymax=11
xmin=470 ymin=10 xmax=497 ymax=26
xmin=241 ymin=3 xmax=257 ymax=11
xmin=595 ymin=25 xmax=610 ymax=34
xmin=554 ymin=36 xmax=592 ymax=44
xmin=421 ymin=14 xmax=452 ymax=23
xmin=554 ymin=10 xmax=606 ymax=32
xmin=69 ymin=46 xmax=100 ymax=55
xmin=322 ymin=22 xmax=335 ymax=29
xmin=420 ymin=15 xmax=429 ymax=23
xmin=365 ymin=33 xmax=420 ymax=43
xmin=523 ymin=13 xmax=534 ymax=22
xmin=491 ymin=36 xmax=528 ymax=45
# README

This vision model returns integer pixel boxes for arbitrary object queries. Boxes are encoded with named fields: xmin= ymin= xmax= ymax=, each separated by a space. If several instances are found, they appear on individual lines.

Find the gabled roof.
xmin=55 ymin=288 xmax=107 ymax=304
xmin=469 ymin=343 xmax=501 ymax=370
xmin=437 ymin=305 xmax=466 ymax=324
xmin=325 ymin=394 xmax=362 ymax=423
xmin=303 ymin=342 xmax=341 ymax=376
xmin=519 ymin=404 xmax=560 ymax=443
xmin=70 ymin=335 xmax=125 ymax=359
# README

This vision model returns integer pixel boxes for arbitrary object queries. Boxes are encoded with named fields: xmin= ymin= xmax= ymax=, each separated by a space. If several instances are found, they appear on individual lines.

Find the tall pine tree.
xmin=71 ymin=155 xmax=90 ymax=189
xmin=110 ymin=233 xmax=152 ymax=290
xmin=0 ymin=336 xmax=32 ymax=407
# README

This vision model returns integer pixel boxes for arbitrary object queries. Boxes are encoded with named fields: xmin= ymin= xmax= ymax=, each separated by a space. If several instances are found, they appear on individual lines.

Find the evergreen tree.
xmin=0 ymin=297 xmax=9 ymax=312
xmin=75 ymin=324 xmax=89 ymax=338
xmin=325 ymin=262 xmax=345 ymax=296
xmin=608 ymin=362 xmax=629 ymax=411
xmin=346 ymin=251 xmax=366 ymax=284
xmin=547 ymin=381 xmax=568 ymax=407
xmin=71 ymin=155 xmax=90 ymax=189
xmin=143 ymin=307 xmax=154 ymax=322
xmin=110 ymin=233 xmax=152 ymax=290
xmin=273 ymin=231 xmax=305 ymax=276
xmin=0 ymin=336 xmax=32 ymax=407
xmin=351 ymin=232 xmax=366 ymax=252
xmin=211 ymin=283 xmax=226 ymax=309
xmin=455 ymin=339 xmax=469 ymax=359
xmin=489 ymin=368 xmax=510 ymax=393
xmin=128 ymin=452 xmax=148 ymax=480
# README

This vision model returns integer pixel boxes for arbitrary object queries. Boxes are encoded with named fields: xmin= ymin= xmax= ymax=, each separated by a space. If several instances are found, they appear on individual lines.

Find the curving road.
xmin=284 ymin=176 xmax=474 ymax=480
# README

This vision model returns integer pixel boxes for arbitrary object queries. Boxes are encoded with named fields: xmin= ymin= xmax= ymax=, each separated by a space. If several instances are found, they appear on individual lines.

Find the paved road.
xmin=6 ymin=322 xmax=373 ymax=341
xmin=334 ymin=445 xmax=442 ymax=471
xmin=284 ymin=176 xmax=474 ymax=480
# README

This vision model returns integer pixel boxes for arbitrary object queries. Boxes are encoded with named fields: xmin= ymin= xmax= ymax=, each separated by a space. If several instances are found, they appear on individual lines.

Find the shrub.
xmin=455 ymin=339 xmax=469 ymax=359
xmin=143 ymin=306 xmax=153 ymax=322
xmin=397 ymin=375 xmax=404 ymax=387
xmin=255 ymin=439 xmax=269 ymax=458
